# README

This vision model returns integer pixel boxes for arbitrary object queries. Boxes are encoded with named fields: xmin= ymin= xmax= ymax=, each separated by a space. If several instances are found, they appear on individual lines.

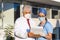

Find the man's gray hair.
xmin=22 ymin=5 xmax=32 ymax=12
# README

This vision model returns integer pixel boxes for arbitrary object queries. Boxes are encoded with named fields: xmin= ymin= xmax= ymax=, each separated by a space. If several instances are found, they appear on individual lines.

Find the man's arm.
xmin=28 ymin=32 xmax=40 ymax=38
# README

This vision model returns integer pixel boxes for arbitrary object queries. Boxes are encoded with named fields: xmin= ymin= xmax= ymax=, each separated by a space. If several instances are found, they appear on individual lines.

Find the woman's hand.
xmin=45 ymin=33 xmax=52 ymax=40
xmin=28 ymin=32 xmax=41 ymax=38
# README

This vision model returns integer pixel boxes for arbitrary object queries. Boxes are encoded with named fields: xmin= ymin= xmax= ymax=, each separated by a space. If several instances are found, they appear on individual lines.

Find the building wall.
xmin=58 ymin=10 xmax=60 ymax=19
xmin=46 ymin=8 xmax=52 ymax=19
xmin=0 ymin=3 xmax=14 ymax=40
xmin=3 ymin=3 xmax=14 ymax=28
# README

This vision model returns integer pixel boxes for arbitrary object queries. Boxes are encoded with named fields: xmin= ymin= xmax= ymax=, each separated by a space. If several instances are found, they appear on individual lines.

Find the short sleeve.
xmin=46 ymin=23 xmax=53 ymax=33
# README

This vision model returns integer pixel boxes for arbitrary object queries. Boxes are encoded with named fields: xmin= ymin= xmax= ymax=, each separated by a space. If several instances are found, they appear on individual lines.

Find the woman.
xmin=37 ymin=8 xmax=53 ymax=40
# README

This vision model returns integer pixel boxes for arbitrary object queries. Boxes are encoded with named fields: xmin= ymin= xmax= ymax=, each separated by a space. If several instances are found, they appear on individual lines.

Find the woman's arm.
xmin=45 ymin=33 xmax=52 ymax=40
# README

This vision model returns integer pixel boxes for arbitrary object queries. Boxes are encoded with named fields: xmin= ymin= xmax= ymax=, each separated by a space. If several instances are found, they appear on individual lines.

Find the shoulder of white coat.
xmin=15 ymin=17 xmax=23 ymax=23
xmin=30 ymin=18 xmax=35 ymax=23
xmin=30 ymin=18 xmax=34 ymax=21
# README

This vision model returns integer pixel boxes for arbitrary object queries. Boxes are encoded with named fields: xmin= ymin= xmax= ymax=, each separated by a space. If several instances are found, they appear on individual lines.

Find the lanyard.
xmin=27 ymin=19 xmax=31 ymax=29
xmin=43 ymin=21 xmax=48 ymax=34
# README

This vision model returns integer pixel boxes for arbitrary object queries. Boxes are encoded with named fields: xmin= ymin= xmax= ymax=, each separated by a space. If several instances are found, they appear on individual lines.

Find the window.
xmin=52 ymin=10 xmax=58 ymax=19
xmin=14 ymin=3 xmax=20 ymax=22
xmin=32 ymin=7 xmax=38 ymax=18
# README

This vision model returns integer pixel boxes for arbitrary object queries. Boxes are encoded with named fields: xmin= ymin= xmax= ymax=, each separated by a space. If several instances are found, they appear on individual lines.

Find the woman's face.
xmin=38 ymin=12 xmax=45 ymax=17
xmin=38 ymin=12 xmax=46 ymax=26
xmin=38 ymin=12 xmax=46 ymax=22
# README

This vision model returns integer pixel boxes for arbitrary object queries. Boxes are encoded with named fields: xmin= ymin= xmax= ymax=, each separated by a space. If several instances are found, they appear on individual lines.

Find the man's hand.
xmin=28 ymin=32 xmax=41 ymax=38
xmin=33 ymin=34 xmax=41 ymax=38
xmin=28 ymin=32 xmax=34 ymax=38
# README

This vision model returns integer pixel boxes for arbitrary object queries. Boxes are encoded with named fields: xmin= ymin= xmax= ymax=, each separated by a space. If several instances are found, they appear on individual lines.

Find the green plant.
xmin=4 ymin=24 xmax=14 ymax=37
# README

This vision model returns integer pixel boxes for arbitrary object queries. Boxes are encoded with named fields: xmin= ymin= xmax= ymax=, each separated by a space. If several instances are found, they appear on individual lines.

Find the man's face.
xmin=23 ymin=6 xmax=31 ymax=19
xmin=23 ymin=7 xmax=31 ymax=16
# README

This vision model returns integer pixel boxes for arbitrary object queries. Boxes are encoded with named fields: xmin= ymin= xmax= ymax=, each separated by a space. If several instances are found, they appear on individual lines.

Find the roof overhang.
xmin=26 ymin=0 xmax=60 ymax=6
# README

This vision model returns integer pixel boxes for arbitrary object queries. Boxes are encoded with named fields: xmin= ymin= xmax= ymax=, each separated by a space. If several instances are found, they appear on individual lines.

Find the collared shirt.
xmin=14 ymin=17 xmax=35 ymax=40
xmin=38 ymin=21 xmax=53 ymax=40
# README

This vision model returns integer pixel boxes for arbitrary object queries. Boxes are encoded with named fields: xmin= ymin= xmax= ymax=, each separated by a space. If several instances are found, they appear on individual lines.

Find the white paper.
xmin=31 ymin=26 xmax=46 ymax=36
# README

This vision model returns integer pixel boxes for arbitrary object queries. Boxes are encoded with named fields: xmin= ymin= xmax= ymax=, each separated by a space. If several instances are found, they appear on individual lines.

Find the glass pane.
xmin=32 ymin=7 xmax=38 ymax=18
xmin=14 ymin=3 xmax=20 ymax=22
xmin=52 ymin=10 xmax=59 ymax=19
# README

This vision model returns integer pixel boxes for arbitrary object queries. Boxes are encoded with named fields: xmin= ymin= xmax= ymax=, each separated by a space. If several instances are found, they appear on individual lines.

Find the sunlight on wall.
xmin=3 ymin=3 xmax=14 ymax=28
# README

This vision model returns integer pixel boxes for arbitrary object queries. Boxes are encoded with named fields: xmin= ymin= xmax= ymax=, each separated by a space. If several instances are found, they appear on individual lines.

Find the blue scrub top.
xmin=38 ymin=21 xmax=53 ymax=40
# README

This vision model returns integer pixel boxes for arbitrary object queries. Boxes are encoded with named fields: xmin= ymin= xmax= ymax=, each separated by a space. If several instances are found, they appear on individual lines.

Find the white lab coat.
xmin=14 ymin=17 xmax=35 ymax=40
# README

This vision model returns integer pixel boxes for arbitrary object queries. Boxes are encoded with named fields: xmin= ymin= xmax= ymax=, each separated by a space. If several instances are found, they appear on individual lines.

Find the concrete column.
xmin=58 ymin=10 xmax=60 ymax=19
xmin=46 ymin=8 xmax=52 ymax=19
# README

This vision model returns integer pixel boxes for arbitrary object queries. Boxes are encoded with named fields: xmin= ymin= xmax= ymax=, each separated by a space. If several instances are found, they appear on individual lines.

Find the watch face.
xmin=26 ymin=29 xmax=30 ymax=32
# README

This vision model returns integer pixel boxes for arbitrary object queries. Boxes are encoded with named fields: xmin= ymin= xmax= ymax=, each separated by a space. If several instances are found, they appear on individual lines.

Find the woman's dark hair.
xmin=45 ymin=18 xmax=47 ymax=21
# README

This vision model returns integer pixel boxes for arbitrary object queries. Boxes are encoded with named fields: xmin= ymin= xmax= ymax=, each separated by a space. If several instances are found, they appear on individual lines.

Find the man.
xmin=14 ymin=5 xmax=40 ymax=40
